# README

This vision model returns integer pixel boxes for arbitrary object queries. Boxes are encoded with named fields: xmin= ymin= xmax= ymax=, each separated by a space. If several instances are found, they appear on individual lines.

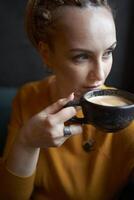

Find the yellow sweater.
xmin=0 ymin=76 xmax=134 ymax=200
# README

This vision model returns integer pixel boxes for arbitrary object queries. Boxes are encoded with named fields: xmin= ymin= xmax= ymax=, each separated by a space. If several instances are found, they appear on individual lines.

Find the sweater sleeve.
xmin=0 ymin=160 xmax=35 ymax=200
xmin=0 ymin=87 xmax=36 ymax=200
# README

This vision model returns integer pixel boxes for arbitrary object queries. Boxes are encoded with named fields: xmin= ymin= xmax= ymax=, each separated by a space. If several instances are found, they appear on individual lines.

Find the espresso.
xmin=87 ymin=95 xmax=132 ymax=106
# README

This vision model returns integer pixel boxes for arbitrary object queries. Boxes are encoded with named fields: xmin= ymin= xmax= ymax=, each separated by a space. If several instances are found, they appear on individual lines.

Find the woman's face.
xmin=42 ymin=6 xmax=117 ymax=99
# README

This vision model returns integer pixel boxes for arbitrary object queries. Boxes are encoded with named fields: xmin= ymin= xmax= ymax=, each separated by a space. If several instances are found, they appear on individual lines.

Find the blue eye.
xmin=103 ymin=50 xmax=113 ymax=59
xmin=72 ymin=54 xmax=89 ymax=63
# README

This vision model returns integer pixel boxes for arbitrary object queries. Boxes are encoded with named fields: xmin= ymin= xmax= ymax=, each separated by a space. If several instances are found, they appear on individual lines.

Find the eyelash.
xmin=72 ymin=54 xmax=90 ymax=63
xmin=103 ymin=50 xmax=113 ymax=59
xmin=71 ymin=49 xmax=115 ymax=63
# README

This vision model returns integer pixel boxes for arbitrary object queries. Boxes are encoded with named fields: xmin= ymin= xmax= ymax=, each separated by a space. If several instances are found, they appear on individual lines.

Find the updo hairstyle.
xmin=25 ymin=0 xmax=111 ymax=49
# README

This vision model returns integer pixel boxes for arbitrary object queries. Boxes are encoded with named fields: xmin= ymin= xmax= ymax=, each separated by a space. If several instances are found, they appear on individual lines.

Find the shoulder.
xmin=12 ymin=75 xmax=55 ymax=114
xmin=18 ymin=75 xmax=54 ymax=96
xmin=14 ymin=75 xmax=55 ymax=102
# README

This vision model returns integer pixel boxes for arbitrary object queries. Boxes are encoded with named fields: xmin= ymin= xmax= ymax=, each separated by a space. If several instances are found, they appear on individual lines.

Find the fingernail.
xmin=68 ymin=92 xmax=74 ymax=100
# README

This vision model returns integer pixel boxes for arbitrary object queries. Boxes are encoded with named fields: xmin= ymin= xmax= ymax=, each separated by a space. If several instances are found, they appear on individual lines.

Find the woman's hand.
xmin=6 ymin=93 xmax=82 ymax=177
xmin=19 ymin=93 xmax=83 ymax=149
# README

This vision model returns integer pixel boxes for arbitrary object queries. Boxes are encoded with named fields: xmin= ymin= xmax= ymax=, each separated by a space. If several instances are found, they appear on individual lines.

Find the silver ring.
xmin=63 ymin=126 xmax=72 ymax=137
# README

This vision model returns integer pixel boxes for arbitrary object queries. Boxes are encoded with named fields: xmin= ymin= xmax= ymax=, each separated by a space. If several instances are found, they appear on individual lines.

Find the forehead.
xmin=53 ymin=6 xmax=116 ymax=51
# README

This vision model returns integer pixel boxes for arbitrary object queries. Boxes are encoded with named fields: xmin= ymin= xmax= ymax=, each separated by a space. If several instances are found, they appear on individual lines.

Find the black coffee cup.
xmin=64 ymin=89 xmax=134 ymax=132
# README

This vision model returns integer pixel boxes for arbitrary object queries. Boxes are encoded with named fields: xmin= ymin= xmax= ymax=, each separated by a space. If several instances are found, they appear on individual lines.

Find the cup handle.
xmin=63 ymin=100 xmax=86 ymax=124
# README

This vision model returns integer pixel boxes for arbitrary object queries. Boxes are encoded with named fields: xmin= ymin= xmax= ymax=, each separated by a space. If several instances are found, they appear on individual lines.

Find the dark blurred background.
xmin=0 ymin=0 xmax=134 ymax=92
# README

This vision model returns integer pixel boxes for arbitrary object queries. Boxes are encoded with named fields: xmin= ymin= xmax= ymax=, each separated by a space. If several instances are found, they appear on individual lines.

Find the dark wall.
xmin=0 ymin=0 xmax=51 ymax=87
xmin=0 ymin=0 xmax=134 ymax=92
xmin=107 ymin=0 xmax=134 ymax=92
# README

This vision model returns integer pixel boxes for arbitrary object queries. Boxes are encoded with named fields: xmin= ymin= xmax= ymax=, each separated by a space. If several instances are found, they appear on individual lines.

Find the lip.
xmin=74 ymin=85 xmax=102 ymax=99
xmin=83 ymin=85 xmax=102 ymax=91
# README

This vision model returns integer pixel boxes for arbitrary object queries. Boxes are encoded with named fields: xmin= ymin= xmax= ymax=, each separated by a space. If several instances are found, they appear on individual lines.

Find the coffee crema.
xmin=86 ymin=95 xmax=132 ymax=106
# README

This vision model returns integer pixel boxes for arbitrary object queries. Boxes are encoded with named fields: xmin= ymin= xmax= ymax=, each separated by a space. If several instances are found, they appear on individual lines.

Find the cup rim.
xmin=83 ymin=88 xmax=134 ymax=108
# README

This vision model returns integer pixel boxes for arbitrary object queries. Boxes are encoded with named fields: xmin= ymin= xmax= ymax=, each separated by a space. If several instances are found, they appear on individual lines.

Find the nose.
xmin=89 ymin=59 xmax=105 ymax=82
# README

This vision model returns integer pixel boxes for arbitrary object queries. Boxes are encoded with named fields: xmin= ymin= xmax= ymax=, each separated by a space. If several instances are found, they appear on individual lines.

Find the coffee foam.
xmin=86 ymin=95 xmax=132 ymax=106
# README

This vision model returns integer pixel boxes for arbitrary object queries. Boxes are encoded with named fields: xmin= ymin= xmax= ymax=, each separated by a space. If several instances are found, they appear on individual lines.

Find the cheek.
xmin=54 ymin=62 xmax=78 ymax=82
xmin=54 ymin=58 xmax=89 ymax=84
xmin=104 ymin=58 xmax=113 ymax=76
xmin=56 ymin=61 xmax=78 ymax=76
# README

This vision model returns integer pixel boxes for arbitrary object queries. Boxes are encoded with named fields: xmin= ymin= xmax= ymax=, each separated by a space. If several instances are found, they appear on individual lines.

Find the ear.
xmin=38 ymin=41 xmax=52 ymax=67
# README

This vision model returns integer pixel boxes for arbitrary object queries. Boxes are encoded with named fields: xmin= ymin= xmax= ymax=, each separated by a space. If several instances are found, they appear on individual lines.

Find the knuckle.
xmin=52 ymin=141 xmax=60 ymax=147
xmin=66 ymin=107 xmax=76 ymax=116
xmin=50 ymin=129 xmax=56 ymax=138
xmin=57 ymin=99 xmax=65 ymax=106
xmin=38 ymin=112 xmax=47 ymax=121
xmin=57 ymin=143 xmax=62 ymax=147
xmin=71 ymin=107 xmax=76 ymax=114
xmin=45 ymin=115 xmax=55 ymax=126
xmin=55 ymin=141 xmax=62 ymax=147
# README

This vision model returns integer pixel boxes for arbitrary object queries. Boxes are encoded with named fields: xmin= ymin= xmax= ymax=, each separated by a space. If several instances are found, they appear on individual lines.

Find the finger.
xmin=52 ymin=106 xmax=77 ymax=124
xmin=69 ymin=124 xmax=83 ymax=135
xmin=44 ymin=93 xmax=74 ymax=115
xmin=63 ymin=125 xmax=83 ymax=137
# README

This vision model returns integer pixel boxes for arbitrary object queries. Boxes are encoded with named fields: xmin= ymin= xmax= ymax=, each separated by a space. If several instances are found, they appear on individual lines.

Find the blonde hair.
xmin=25 ymin=0 xmax=111 ymax=49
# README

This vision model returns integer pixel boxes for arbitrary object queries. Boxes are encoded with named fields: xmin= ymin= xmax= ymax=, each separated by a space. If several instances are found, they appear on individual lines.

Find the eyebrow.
xmin=107 ymin=41 xmax=117 ymax=50
xmin=70 ymin=41 xmax=117 ymax=53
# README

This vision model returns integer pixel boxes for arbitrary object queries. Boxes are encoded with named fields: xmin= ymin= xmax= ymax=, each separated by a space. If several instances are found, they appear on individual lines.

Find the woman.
xmin=0 ymin=0 xmax=134 ymax=199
